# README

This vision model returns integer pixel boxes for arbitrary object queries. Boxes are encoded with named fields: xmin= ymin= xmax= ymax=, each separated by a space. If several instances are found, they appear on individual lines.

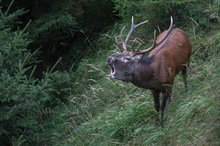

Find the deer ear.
xmin=133 ymin=54 xmax=143 ymax=60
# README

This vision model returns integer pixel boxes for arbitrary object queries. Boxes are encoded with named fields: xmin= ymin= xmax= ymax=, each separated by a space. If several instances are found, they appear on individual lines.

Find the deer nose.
xmin=107 ymin=57 xmax=113 ymax=64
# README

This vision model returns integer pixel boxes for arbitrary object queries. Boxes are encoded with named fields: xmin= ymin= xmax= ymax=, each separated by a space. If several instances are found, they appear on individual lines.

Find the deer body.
xmin=133 ymin=28 xmax=191 ymax=89
xmin=107 ymin=17 xmax=192 ymax=121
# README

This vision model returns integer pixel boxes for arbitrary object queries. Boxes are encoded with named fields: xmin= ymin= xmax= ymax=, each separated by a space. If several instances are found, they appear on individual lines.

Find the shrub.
xmin=0 ymin=4 xmax=73 ymax=145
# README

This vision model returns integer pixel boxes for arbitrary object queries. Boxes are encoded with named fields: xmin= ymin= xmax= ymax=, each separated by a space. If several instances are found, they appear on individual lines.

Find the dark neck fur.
xmin=141 ymin=55 xmax=155 ymax=64
xmin=131 ymin=56 xmax=155 ymax=88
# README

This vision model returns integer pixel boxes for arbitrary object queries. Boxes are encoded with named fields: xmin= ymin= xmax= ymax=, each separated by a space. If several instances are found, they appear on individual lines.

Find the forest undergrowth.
xmin=1 ymin=0 xmax=220 ymax=145
xmin=69 ymin=23 xmax=220 ymax=145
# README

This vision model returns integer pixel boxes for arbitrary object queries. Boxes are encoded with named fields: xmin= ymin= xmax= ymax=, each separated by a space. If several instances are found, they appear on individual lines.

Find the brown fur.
xmin=133 ymin=28 xmax=191 ymax=89
xmin=108 ymin=26 xmax=192 ymax=123
xmin=132 ymin=28 xmax=192 ymax=121
xmin=149 ymin=28 xmax=191 ymax=84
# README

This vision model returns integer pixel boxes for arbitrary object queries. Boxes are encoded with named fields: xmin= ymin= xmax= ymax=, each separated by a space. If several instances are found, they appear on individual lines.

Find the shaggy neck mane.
xmin=141 ymin=55 xmax=155 ymax=64
xmin=132 ymin=55 xmax=155 ymax=87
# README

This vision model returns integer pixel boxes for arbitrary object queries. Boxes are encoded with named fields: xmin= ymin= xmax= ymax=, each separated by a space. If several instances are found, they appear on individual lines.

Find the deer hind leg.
xmin=181 ymin=63 xmax=189 ymax=92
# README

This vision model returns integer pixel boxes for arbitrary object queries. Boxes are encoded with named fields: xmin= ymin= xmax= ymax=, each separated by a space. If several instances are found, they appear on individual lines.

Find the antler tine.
xmin=115 ymin=36 xmax=120 ymax=47
xmin=151 ymin=30 xmax=157 ymax=50
xmin=120 ymin=26 xmax=127 ymax=51
xmin=135 ymin=19 xmax=149 ymax=28
xmin=124 ymin=16 xmax=134 ymax=45
xmin=156 ymin=16 xmax=173 ymax=45
xmin=132 ymin=30 xmax=157 ymax=56
xmin=124 ymin=16 xmax=148 ymax=49
xmin=132 ymin=16 xmax=174 ymax=56
xmin=115 ymin=26 xmax=127 ymax=52
xmin=131 ymin=38 xmax=138 ymax=52
xmin=131 ymin=38 xmax=143 ymax=52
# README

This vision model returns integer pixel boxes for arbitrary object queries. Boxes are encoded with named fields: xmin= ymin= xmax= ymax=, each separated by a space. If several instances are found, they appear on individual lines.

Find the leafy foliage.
xmin=0 ymin=4 xmax=74 ymax=146
xmin=112 ymin=0 xmax=219 ymax=30
xmin=31 ymin=12 xmax=77 ymax=39
xmin=0 ymin=0 xmax=220 ymax=145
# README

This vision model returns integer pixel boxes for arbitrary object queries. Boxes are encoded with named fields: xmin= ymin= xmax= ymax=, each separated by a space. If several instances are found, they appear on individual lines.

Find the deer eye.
xmin=123 ymin=56 xmax=132 ymax=61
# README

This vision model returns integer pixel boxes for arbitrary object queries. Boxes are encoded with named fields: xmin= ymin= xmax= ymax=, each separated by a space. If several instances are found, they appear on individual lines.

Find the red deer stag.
xmin=107 ymin=16 xmax=192 ymax=120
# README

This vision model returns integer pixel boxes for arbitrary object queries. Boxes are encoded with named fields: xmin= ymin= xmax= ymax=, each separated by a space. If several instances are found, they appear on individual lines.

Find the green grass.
xmin=69 ymin=24 xmax=220 ymax=145
xmin=163 ymin=58 xmax=220 ymax=145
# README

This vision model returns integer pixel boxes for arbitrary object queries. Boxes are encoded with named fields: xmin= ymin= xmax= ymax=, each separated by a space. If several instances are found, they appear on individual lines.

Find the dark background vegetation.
xmin=0 ymin=0 xmax=220 ymax=145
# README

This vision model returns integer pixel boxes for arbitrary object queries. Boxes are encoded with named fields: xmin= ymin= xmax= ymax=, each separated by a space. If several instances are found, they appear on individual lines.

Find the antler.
xmin=131 ymin=16 xmax=174 ymax=56
xmin=115 ymin=26 xmax=126 ymax=50
xmin=116 ymin=16 xmax=148 ymax=52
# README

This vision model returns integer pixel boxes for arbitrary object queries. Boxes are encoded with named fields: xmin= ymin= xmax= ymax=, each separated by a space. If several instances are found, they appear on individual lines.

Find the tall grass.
xmin=69 ymin=22 xmax=220 ymax=145
xmin=163 ymin=57 xmax=220 ymax=145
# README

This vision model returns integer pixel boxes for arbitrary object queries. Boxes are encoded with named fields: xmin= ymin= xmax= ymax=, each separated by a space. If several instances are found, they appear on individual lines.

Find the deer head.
xmin=107 ymin=16 xmax=173 ymax=82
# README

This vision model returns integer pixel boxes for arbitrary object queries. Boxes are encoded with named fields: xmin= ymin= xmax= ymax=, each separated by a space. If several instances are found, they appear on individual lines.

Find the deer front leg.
xmin=151 ymin=90 xmax=160 ymax=113
xmin=161 ymin=86 xmax=172 ymax=121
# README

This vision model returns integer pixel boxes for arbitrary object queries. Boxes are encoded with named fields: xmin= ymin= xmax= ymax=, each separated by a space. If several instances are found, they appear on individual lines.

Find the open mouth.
xmin=109 ymin=63 xmax=115 ymax=79
xmin=109 ymin=64 xmax=115 ymax=75
xmin=107 ymin=57 xmax=115 ymax=79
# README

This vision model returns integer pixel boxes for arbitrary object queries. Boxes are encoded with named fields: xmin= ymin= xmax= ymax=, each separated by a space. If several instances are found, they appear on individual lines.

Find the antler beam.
xmin=131 ymin=16 xmax=173 ymax=56
xmin=118 ymin=16 xmax=148 ymax=52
